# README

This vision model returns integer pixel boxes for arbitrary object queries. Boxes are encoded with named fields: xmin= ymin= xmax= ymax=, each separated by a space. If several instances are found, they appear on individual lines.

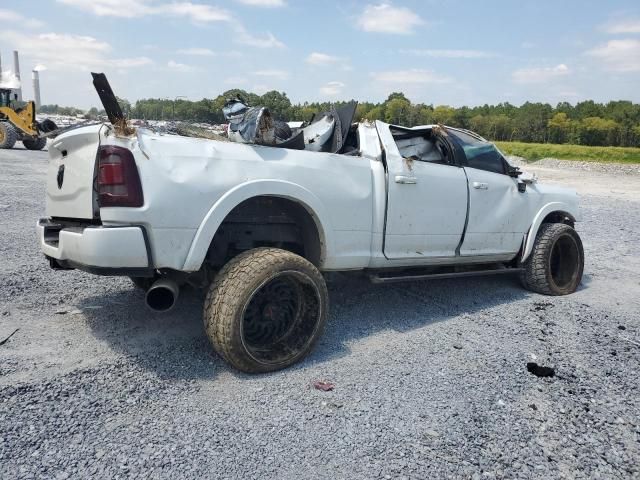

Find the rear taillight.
xmin=97 ymin=145 xmax=144 ymax=207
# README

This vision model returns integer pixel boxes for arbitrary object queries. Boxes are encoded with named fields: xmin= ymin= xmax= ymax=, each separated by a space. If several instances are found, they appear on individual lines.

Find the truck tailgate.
xmin=46 ymin=125 xmax=102 ymax=220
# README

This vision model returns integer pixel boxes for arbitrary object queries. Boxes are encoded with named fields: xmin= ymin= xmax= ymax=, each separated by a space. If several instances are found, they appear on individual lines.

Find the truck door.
xmin=447 ymin=129 xmax=531 ymax=256
xmin=377 ymin=122 xmax=468 ymax=260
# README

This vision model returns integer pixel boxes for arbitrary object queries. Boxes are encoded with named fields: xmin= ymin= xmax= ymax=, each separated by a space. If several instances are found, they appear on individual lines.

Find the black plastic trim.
xmin=370 ymin=267 xmax=524 ymax=284
xmin=50 ymin=257 xmax=155 ymax=277
xmin=455 ymin=167 xmax=471 ymax=256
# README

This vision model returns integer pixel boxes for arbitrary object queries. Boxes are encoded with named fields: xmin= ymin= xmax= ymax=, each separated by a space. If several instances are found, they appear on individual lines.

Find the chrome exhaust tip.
xmin=145 ymin=278 xmax=179 ymax=312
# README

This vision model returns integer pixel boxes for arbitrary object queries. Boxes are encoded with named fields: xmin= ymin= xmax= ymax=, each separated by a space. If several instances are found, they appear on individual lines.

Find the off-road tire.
xmin=521 ymin=223 xmax=584 ymax=295
xmin=22 ymin=137 xmax=47 ymax=151
xmin=0 ymin=123 xmax=17 ymax=149
xmin=130 ymin=276 xmax=154 ymax=291
xmin=204 ymin=248 xmax=328 ymax=373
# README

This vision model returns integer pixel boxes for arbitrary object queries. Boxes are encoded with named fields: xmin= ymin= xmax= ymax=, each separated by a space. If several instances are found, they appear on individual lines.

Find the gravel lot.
xmin=1 ymin=146 xmax=639 ymax=479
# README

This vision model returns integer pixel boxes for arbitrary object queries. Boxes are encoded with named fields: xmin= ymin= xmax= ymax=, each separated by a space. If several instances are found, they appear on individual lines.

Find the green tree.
xmin=412 ymin=104 xmax=433 ymax=126
xmin=547 ymin=112 xmax=572 ymax=143
xmin=384 ymin=97 xmax=411 ymax=125
xmin=385 ymin=92 xmax=410 ymax=103
xmin=365 ymin=106 xmax=385 ymax=121
xmin=116 ymin=96 xmax=132 ymax=117
xmin=432 ymin=105 xmax=455 ymax=125
xmin=85 ymin=107 xmax=100 ymax=119
xmin=578 ymin=117 xmax=619 ymax=146
xmin=259 ymin=91 xmax=292 ymax=120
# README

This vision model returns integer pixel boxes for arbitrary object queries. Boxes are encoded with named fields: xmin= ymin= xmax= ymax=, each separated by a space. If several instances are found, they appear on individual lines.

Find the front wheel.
xmin=0 ymin=123 xmax=17 ymax=149
xmin=23 ymin=137 xmax=47 ymax=151
xmin=521 ymin=223 xmax=584 ymax=295
xmin=203 ymin=248 xmax=328 ymax=373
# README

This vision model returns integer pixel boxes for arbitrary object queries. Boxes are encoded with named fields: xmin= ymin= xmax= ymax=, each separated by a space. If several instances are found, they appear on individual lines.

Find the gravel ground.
xmin=507 ymin=155 xmax=640 ymax=176
xmin=1 ymin=146 xmax=639 ymax=479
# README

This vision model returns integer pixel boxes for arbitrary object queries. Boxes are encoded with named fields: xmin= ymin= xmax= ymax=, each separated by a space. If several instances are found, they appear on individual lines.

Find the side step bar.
xmin=370 ymin=268 xmax=524 ymax=284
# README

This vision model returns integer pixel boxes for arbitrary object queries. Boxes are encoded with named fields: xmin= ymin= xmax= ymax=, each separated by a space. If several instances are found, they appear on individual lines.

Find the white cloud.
xmin=56 ymin=0 xmax=152 ymax=18
xmin=253 ymin=69 xmax=289 ymax=79
xmin=111 ymin=57 xmax=153 ymax=68
xmin=305 ymin=52 xmax=352 ymax=70
xmin=168 ymin=60 xmax=196 ymax=72
xmin=521 ymin=42 xmax=536 ymax=49
xmin=177 ymin=48 xmax=216 ymax=56
xmin=357 ymin=3 xmax=424 ymax=35
xmin=252 ymin=84 xmax=270 ymax=94
xmin=320 ymin=81 xmax=345 ymax=97
xmin=512 ymin=64 xmax=570 ymax=84
xmin=58 ymin=0 xmax=282 ymax=49
xmin=370 ymin=69 xmax=452 ymax=85
xmin=0 ymin=30 xmax=152 ymax=71
xmin=601 ymin=19 xmax=640 ymax=34
xmin=235 ymin=0 xmax=286 ymax=6
xmin=586 ymin=39 xmax=640 ymax=72
xmin=161 ymin=3 xmax=231 ymax=23
xmin=0 ymin=71 xmax=21 ymax=90
xmin=0 ymin=9 xmax=44 ymax=28
xmin=307 ymin=52 xmax=353 ymax=69
xmin=224 ymin=76 xmax=248 ymax=85
xmin=56 ymin=0 xmax=231 ymax=23
xmin=306 ymin=52 xmax=341 ymax=66
xmin=234 ymin=26 xmax=285 ymax=48
xmin=400 ymin=49 xmax=496 ymax=59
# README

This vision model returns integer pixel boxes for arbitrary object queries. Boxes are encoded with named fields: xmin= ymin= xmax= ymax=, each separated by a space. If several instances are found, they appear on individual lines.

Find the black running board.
xmin=370 ymin=268 xmax=524 ymax=284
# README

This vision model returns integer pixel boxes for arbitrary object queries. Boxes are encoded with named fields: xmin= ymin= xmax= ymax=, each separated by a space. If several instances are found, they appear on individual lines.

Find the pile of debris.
xmin=222 ymin=97 xmax=357 ymax=153
xmin=90 ymin=72 xmax=358 ymax=153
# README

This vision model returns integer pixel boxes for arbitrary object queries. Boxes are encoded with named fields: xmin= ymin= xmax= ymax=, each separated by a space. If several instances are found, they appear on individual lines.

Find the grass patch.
xmin=495 ymin=141 xmax=640 ymax=164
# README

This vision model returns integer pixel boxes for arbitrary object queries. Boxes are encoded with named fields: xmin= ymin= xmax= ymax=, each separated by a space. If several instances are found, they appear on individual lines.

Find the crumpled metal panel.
xmin=224 ymin=98 xmax=278 ymax=145
xmin=303 ymin=115 xmax=334 ymax=152
xmin=227 ymin=106 xmax=276 ymax=145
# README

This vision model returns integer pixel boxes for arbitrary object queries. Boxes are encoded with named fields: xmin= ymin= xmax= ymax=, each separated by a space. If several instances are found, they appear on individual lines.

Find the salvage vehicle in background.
xmin=38 ymin=74 xmax=584 ymax=373
xmin=0 ymin=89 xmax=57 ymax=150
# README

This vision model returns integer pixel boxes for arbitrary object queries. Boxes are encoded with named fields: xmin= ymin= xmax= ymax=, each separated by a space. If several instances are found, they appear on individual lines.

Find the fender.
xmin=521 ymin=202 xmax=578 ymax=262
xmin=182 ymin=179 xmax=333 ymax=271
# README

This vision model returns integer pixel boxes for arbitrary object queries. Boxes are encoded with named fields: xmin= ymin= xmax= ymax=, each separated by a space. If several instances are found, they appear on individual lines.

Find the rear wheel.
xmin=203 ymin=248 xmax=328 ymax=373
xmin=23 ymin=137 xmax=47 ymax=150
xmin=0 ymin=123 xmax=17 ymax=149
xmin=521 ymin=223 xmax=584 ymax=295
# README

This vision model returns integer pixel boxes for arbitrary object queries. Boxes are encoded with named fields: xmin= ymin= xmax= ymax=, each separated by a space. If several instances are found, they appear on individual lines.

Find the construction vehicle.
xmin=0 ymin=89 xmax=56 ymax=150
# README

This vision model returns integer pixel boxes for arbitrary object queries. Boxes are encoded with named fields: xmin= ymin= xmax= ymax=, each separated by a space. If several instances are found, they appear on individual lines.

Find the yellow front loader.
xmin=0 ymin=89 xmax=57 ymax=150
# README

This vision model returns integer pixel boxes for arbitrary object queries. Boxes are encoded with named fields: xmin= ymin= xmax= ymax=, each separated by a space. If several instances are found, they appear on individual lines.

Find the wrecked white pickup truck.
xmin=38 ymin=74 xmax=584 ymax=373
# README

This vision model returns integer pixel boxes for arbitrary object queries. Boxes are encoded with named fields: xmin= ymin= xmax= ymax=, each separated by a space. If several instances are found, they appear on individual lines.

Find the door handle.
xmin=472 ymin=182 xmax=489 ymax=190
xmin=395 ymin=175 xmax=417 ymax=184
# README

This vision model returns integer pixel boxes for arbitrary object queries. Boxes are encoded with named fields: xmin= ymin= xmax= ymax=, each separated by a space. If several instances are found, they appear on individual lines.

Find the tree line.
xmin=40 ymin=91 xmax=640 ymax=147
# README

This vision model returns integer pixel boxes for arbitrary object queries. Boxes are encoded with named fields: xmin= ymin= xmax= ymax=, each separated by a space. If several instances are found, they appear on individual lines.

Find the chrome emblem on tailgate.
xmin=57 ymin=164 xmax=65 ymax=189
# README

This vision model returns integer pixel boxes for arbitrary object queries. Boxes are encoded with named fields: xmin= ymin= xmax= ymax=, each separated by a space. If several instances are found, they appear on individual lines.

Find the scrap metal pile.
xmin=222 ymin=97 xmax=357 ymax=153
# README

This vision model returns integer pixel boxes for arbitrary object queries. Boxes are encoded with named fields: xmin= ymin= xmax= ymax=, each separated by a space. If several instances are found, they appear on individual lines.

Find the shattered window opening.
xmin=390 ymin=127 xmax=448 ymax=165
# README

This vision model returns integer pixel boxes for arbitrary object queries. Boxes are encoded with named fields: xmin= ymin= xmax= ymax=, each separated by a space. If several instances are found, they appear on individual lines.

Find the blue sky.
xmin=1 ymin=0 xmax=639 ymax=109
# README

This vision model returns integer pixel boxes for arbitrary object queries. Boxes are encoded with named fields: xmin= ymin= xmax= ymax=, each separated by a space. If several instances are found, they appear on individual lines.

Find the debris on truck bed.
xmin=223 ymin=96 xmax=357 ymax=153
xmin=89 ymin=72 xmax=359 ymax=150
xmin=164 ymin=123 xmax=229 ymax=142
xmin=223 ymin=97 xmax=290 ymax=146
